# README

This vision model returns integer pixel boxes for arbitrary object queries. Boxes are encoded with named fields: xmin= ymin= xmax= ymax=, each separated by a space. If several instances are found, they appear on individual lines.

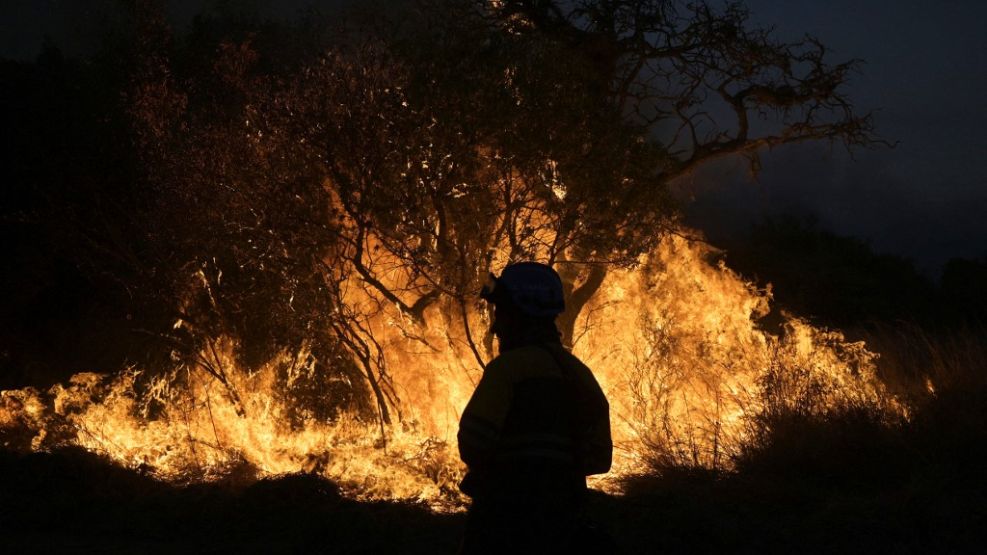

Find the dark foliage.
xmin=718 ymin=216 xmax=987 ymax=332
xmin=719 ymin=217 xmax=936 ymax=329
xmin=0 ymin=447 xmax=462 ymax=553
xmin=940 ymin=257 xmax=987 ymax=327
xmin=0 ymin=46 xmax=149 ymax=390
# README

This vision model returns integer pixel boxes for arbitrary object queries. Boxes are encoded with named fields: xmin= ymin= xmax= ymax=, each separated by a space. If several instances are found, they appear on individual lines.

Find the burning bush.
xmin=1 ymin=235 xmax=906 ymax=508
xmin=0 ymin=1 xmax=890 ymax=508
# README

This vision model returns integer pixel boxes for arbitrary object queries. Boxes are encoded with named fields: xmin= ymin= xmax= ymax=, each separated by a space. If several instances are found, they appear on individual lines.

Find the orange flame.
xmin=0 ymin=234 xmax=903 ymax=510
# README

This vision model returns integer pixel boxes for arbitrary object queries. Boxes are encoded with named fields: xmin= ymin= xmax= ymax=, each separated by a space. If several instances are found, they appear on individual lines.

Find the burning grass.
xmin=1 ymin=235 xmax=906 ymax=508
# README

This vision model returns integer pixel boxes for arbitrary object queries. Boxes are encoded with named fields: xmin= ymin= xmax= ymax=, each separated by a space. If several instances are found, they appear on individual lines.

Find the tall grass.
xmin=633 ymin=321 xmax=987 ymax=482
xmin=736 ymin=322 xmax=987 ymax=485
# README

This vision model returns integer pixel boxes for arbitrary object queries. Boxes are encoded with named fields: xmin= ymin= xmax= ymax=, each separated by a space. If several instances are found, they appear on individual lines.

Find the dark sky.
xmin=686 ymin=0 xmax=987 ymax=274
xmin=3 ymin=0 xmax=986 ymax=274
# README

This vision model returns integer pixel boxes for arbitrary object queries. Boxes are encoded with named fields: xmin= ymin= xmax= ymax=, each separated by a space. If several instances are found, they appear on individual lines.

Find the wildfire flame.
xmin=0 ymin=234 xmax=902 ymax=510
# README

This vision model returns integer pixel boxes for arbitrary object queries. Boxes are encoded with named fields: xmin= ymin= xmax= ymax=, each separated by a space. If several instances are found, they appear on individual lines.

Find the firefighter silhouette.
xmin=458 ymin=262 xmax=613 ymax=554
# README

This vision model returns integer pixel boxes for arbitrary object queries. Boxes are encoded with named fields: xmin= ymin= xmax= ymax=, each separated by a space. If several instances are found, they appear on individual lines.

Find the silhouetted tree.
xmin=3 ymin=0 xmax=879 ymax=426
xmin=260 ymin=0 xmax=877 ymax=349
xmin=482 ymin=0 xmax=878 ymax=337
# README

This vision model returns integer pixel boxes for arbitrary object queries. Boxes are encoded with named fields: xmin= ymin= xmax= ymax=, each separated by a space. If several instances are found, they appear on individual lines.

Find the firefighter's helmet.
xmin=480 ymin=262 xmax=565 ymax=317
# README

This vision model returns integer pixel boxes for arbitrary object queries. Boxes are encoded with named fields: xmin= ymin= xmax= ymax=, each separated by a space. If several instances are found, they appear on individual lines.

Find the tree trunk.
xmin=557 ymin=264 xmax=608 ymax=349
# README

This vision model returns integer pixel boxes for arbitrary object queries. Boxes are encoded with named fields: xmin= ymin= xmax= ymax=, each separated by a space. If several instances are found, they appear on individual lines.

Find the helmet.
xmin=480 ymin=262 xmax=565 ymax=318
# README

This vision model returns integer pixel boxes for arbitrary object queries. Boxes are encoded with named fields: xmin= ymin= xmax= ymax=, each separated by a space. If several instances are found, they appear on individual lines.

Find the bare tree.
xmin=482 ymin=0 xmax=878 ymax=340
xmin=112 ymin=0 xmax=877 ymax=428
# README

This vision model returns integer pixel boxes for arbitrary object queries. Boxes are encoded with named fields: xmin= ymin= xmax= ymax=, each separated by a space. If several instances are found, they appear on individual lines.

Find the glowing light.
xmin=0 ymin=234 xmax=902 ymax=510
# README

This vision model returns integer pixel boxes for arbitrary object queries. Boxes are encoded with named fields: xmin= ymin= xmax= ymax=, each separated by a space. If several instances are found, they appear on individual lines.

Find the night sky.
xmin=3 ymin=0 xmax=985 ymax=274
xmin=692 ymin=0 xmax=987 ymax=275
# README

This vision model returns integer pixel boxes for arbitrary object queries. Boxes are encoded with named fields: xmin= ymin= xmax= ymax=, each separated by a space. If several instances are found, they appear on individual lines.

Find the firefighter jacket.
xmin=457 ymin=342 xmax=612 ymax=499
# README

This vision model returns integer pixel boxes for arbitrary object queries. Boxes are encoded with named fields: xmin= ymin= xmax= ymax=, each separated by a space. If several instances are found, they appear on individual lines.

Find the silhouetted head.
xmin=480 ymin=262 xmax=565 ymax=351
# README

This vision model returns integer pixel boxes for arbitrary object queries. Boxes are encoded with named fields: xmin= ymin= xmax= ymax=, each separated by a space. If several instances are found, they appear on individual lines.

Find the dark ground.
xmin=2 ymin=436 xmax=984 ymax=554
